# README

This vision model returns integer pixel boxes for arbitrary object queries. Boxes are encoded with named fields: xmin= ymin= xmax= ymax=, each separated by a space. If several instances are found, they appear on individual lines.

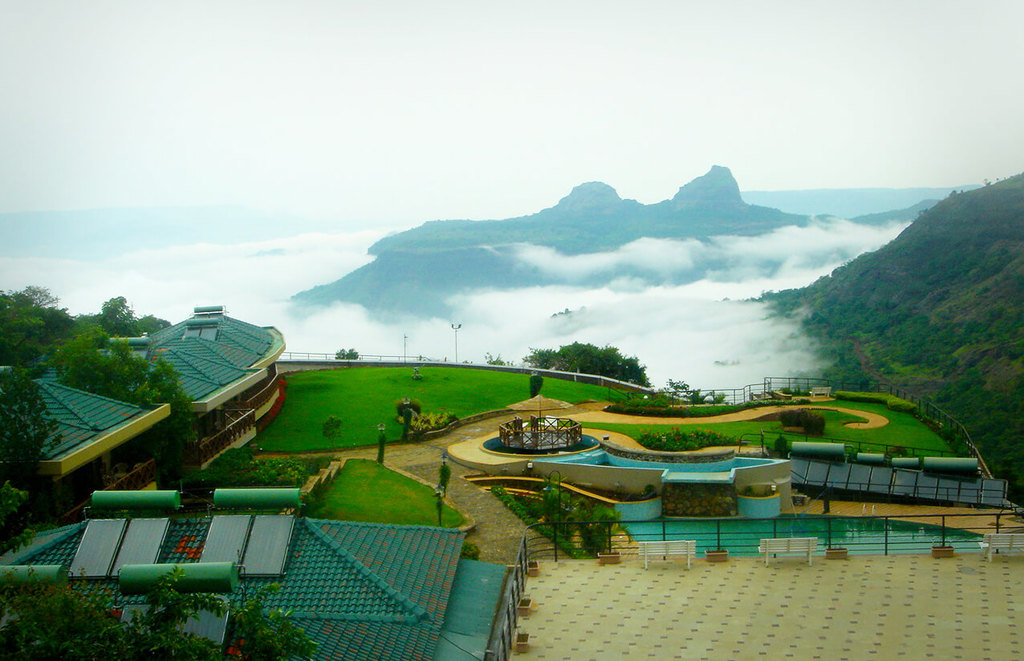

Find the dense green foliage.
xmin=0 ymin=570 xmax=314 ymax=661
xmin=834 ymin=391 xmax=916 ymax=413
xmin=523 ymin=342 xmax=650 ymax=386
xmin=0 ymin=287 xmax=75 ymax=368
xmin=0 ymin=481 xmax=33 ymax=555
xmin=180 ymin=447 xmax=311 ymax=489
xmin=635 ymin=428 xmax=734 ymax=451
xmin=255 ymin=367 xmax=611 ymax=452
xmin=764 ymin=173 xmax=1024 ymax=497
xmin=51 ymin=331 xmax=194 ymax=484
xmin=605 ymin=398 xmax=807 ymax=417
xmin=778 ymin=409 xmax=825 ymax=435
xmin=305 ymin=459 xmax=464 ymax=527
xmin=0 ymin=369 xmax=58 ymax=489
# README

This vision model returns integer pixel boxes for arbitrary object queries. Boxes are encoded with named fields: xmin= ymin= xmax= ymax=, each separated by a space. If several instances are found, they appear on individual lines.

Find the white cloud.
xmin=0 ymin=217 xmax=900 ymax=392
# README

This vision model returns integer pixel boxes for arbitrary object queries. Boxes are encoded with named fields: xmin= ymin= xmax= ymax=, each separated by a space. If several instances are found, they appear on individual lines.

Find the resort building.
xmin=2 ymin=490 xmax=505 ymax=660
xmin=129 ymin=305 xmax=286 ymax=468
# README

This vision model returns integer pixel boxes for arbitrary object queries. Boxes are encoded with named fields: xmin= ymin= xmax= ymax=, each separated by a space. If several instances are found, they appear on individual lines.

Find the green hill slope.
xmin=767 ymin=173 xmax=1024 ymax=496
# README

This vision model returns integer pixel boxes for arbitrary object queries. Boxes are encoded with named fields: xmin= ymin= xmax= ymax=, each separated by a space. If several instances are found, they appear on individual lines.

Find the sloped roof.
xmin=35 ymin=380 xmax=163 ymax=460
xmin=144 ymin=313 xmax=283 ymax=401
xmin=8 ymin=516 xmax=471 ymax=661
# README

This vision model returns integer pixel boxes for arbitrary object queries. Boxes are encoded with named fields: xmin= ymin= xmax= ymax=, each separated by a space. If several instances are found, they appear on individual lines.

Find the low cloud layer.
xmin=0 ymin=218 xmax=903 ymax=390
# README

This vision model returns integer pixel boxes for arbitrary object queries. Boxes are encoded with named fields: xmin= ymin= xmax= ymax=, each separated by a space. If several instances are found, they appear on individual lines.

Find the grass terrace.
xmin=585 ymin=400 xmax=951 ymax=455
xmin=256 ymin=367 xmax=613 ymax=452
xmin=305 ymin=459 xmax=466 ymax=527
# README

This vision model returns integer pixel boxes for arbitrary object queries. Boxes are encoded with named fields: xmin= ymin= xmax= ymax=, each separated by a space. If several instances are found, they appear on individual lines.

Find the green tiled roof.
xmin=8 ymin=516 xmax=471 ymax=661
xmin=145 ymin=313 xmax=281 ymax=401
xmin=35 ymin=380 xmax=158 ymax=460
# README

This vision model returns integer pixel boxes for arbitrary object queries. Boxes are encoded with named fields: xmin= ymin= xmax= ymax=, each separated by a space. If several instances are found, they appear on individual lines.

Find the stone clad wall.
xmin=601 ymin=442 xmax=735 ymax=464
xmin=661 ymin=483 xmax=737 ymax=517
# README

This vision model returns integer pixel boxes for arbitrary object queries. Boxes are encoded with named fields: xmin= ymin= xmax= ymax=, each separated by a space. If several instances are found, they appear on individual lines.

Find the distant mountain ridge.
xmin=297 ymin=166 xmax=926 ymax=316
xmin=766 ymin=172 xmax=1024 ymax=496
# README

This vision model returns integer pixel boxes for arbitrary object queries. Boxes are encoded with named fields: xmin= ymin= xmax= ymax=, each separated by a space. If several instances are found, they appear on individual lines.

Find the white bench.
xmin=811 ymin=387 xmax=832 ymax=398
xmin=979 ymin=533 xmax=1024 ymax=561
xmin=758 ymin=537 xmax=817 ymax=565
xmin=638 ymin=539 xmax=697 ymax=569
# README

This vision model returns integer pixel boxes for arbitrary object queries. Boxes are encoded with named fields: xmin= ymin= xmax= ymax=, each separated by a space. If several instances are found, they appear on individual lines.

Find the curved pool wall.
xmin=527 ymin=448 xmax=792 ymax=519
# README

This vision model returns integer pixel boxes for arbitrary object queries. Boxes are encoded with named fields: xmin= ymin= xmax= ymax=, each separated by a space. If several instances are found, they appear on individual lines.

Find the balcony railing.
xmin=58 ymin=459 xmax=157 ymax=524
xmin=185 ymin=409 xmax=256 ymax=466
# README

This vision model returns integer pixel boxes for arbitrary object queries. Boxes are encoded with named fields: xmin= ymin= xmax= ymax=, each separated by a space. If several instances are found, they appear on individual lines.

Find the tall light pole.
xmin=403 ymin=334 xmax=408 ymax=363
xmin=451 ymin=323 xmax=461 ymax=363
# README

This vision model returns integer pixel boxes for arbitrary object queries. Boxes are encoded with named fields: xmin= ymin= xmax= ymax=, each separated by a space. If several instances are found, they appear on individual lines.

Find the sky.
xmin=2 ymin=1 xmax=1022 ymax=389
xmin=1 ymin=1 xmax=1022 ymax=225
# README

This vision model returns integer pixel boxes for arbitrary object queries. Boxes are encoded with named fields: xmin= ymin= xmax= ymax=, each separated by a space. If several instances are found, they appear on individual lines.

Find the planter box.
xmin=598 ymin=552 xmax=621 ymax=565
xmin=526 ymin=560 xmax=540 ymax=577
xmin=705 ymin=549 xmax=729 ymax=563
xmin=826 ymin=547 xmax=849 ymax=560
xmin=515 ymin=632 xmax=530 ymax=653
xmin=931 ymin=545 xmax=956 ymax=558
xmin=517 ymin=598 xmax=533 ymax=616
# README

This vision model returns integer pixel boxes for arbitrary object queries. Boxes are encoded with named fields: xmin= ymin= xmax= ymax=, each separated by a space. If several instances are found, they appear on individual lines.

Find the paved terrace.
xmin=516 ymin=553 xmax=1024 ymax=660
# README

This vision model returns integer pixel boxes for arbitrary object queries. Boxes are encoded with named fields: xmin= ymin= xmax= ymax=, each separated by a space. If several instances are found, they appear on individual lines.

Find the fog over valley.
xmin=0 ymin=214 xmax=909 ymax=388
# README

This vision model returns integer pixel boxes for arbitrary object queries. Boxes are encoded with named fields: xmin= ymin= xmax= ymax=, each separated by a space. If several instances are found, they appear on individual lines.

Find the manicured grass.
xmin=585 ymin=403 xmax=952 ymax=455
xmin=305 ymin=459 xmax=465 ymax=527
xmin=257 ymin=367 xmax=613 ymax=452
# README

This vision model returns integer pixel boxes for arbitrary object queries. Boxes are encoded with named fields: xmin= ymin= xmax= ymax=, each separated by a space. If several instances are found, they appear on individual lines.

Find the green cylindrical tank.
xmin=119 ymin=562 xmax=239 ymax=594
xmin=213 ymin=488 xmax=301 ymax=510
xmin=790 ymin=442 xmax=846 ymax=460
xmin=0 ymin=565 xmax=67 ymax=584
xmin=91 ymin=490 xmax=181 ymax=510
xmin=922 ymin=457 xmax=979 ymax=475
xmin=891 ymin=457 xmax=922 ymax=469
xmin=856 ymin=453 xmax=887 ymax=465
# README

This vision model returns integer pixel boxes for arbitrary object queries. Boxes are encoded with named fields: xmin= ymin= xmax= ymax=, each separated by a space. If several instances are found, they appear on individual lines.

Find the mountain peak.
xmin=554 ymin=181 xmax=623 ymax=213
xmin=672 ymin=165 xmax=745 ymax=209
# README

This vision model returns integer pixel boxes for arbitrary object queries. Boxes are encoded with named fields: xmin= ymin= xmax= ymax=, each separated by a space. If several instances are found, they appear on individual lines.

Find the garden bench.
xmin=758 ymin=537 xmax=817 ymax=565
xmin=811 ymin=386 xmax=832 ymax=398
xmin=638 ymin=539 xmax=697 ymax=569
xmin=979 ymin=533 xmax=1024 ymax=561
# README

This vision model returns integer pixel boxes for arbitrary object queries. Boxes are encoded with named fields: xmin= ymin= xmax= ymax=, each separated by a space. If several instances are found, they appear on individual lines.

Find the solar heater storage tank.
xmin=790 ymin=442 xmax=846 ymax=461
xmin=0 ymin=565 xmax=67 ymax=584
xmin=91 ymin=490 xmax=181 ymax=511
xmin=213 ymin=488 xmax=301 ymax=510
xmin=119 ymin=562 xmax=239 ymax=594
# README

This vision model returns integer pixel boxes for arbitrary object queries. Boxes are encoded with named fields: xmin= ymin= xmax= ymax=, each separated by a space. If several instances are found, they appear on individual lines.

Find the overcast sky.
xmin=2 ymin=1 xmax=1022 ymax=226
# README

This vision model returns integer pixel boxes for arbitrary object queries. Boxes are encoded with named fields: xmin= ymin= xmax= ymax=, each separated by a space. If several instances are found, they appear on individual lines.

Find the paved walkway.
xmin=570 ymin=403 xmax=890 ymax=429
xmin=518 ymin=553 xmax=1024 ymax=660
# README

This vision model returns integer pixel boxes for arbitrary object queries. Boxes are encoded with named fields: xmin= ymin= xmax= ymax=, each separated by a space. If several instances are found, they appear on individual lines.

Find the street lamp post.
xmin=376 ymin=423 xmax=386 ymax=464
xmin=450 ymin=323 xmax=461 ymax=363
xmin=403 ymin=334 xmax=408 ymax=363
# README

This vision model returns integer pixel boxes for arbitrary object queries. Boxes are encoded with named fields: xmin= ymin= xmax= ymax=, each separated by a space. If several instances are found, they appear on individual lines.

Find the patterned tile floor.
xmin=515 ymin=553 xmax=1024 ymax=660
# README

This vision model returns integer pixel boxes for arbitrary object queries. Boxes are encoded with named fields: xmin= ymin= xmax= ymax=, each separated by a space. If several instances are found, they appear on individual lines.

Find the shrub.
xmin=886 ymin=396 xmax=917 ymax=413
xmin=779 ymin=409 xmax=825 ymax=435
xmin=529 ymin=374 xmax=544 ymax=398
xmin=409 ymin=411 xmax=458 ymax=438
xmin=460 ymin=541 xmax=480 ymax=560
xmin=773 ymin=435 xmax=788 ymax=457
xmin=181 ymin=447 xmax=308 ymax=489
xmin=635 ymin=428 xmax=734 ymax=452
xmin=394 ymin=398 xmax=422 ymax=416
xmin=834 ymin=390 xmax=917 ymax=414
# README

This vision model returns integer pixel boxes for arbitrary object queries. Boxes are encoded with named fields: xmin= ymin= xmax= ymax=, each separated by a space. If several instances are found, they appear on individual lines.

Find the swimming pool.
xmin=623 ymin=515 xmax=983 ymax=556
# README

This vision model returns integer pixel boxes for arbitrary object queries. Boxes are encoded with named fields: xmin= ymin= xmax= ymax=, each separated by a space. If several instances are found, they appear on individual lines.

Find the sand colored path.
xmin=569 ymin=403 xmax=890 ymax=429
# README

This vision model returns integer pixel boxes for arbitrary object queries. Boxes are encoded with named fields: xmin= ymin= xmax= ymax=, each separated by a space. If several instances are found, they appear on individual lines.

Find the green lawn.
xmin=585 ymin=402 xmax=953 ymax=455
xmin=305 ymin=459 xmax=464 ymax=527
xmin=258 ymin=367 xmax=613 ymax=452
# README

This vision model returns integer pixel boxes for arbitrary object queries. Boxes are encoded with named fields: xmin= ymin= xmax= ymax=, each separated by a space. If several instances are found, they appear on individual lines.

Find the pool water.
xmin=624 ymin=515 xmax=982 ymax=556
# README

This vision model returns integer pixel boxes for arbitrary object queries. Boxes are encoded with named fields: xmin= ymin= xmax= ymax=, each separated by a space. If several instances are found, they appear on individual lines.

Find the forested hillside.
xmin=768 ymin=173 xmax=1024 ymax=497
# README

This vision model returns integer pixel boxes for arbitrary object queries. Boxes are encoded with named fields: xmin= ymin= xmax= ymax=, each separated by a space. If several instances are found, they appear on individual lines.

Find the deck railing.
xmin=58 ymin=459 xmax=157 ymax=524
xmin=184 ymin=409 xmax=256 ymax=466
xmin=524 ymin=511 xmax=1013 ymax=562
xmin=484 ymin=535 xmax=528 ymax=661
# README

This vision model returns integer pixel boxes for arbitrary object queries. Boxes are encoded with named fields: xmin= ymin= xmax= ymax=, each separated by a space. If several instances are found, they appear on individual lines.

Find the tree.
xmin=50 ymin=331 xmax=194 ymax=484
xmin=335 ymin=348 xmax=359 ymax=360
xmin=484 ymin=352 xmax=507 ymax=366
xmin=0 ymin=569 xmax=221 ymax=660
xmin=98 ymin=296 xmax=140 ymax=337
xmin=230 ymin=584 xmax=317 ymax=660
xmin=529 ymin=373 xmax=544 ymax=398
xmin=321 ymin=416 xmax=343 ymax=445
xmin=0 ymin=368 xmax=58 ymax=489
xmin=438 ymin=460 xmax=451 ymax=496
xmin=523 ymin=342 xmax=650 ymax=386
xmin=0 ymin=481 xmax=33 ymax=555
xmin=376 ymin=426 xmax=387 ymax=464
xmin=0 ymin=287 xmax=74 ymax=367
